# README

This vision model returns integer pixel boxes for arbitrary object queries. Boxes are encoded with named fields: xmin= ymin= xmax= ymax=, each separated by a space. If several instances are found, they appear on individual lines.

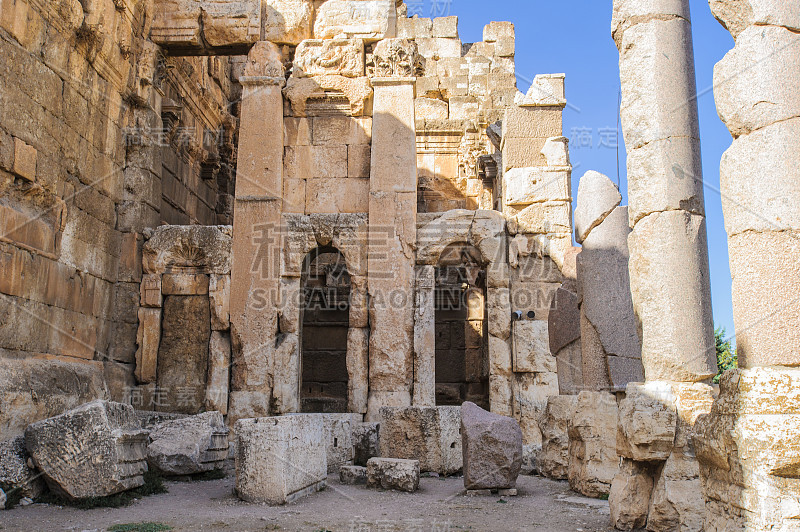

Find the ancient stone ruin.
xmin=0 ymin=0 xmax=798 ymax=530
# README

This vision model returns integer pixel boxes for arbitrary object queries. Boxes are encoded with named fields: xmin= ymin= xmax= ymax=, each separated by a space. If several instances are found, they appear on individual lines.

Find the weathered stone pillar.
xmin=610 ymin=2 xmax=718 ymax=529
xmin=228 ymin=42 xmax=286 ymax=423
xmin=366 ymin=39 xmax=420 ymax=421
xmin=413 ymin=265 xmax=435 ymax=407
xmin=694 ymin=3 xmax=800 ymax=530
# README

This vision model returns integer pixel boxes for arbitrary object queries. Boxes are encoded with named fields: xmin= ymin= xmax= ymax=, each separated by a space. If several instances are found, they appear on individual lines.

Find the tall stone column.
xmin=228 ymin=42 xmax=286 ymax=423
xmin=365 ymin=39 xmax=420 ymax=421
xmin=609 ymin=2 xmax=718 ymax=529
xmin=694 ymin=3 xmax=800 ymax=530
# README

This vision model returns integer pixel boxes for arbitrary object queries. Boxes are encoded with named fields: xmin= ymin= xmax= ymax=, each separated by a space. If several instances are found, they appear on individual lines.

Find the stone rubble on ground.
xmin=366 ymin=458 xmax=420 ymax=493
xmin=146 ymin=411 xmax=229 ymax=476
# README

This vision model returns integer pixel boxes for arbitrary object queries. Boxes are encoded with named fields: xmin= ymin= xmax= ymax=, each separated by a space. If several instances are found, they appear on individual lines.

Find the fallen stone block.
xmin=136 ymin=411 xmax=189 ymax=429
xmin=352 ymin=422 xmax=380 ymax=467
xmin=339 ymin=465 xmax=367 ymax=485
xmin=616 ymin=382 xmax=677 ymax=462
xmin=379 ymin=406 xmax=461 ymax=475
xmin=0 ymin=436 xmax=45 ymax=500
xmin=366 ymin=458 xmax=420 ymax=492
xmin=461 ymin=401 xmax=522 ymax=490
xmin=146 ymin=412 xmax=229 ymax=476
xmin=24 ymin=400 xmax=149 ymax=500
xmin=235 ymin=414 xmax=326 ymax=505
xmin=0 ymin=487 xmax=5 ymax=510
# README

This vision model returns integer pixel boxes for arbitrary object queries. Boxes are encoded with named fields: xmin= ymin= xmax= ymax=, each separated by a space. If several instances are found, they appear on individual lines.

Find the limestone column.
xmin=693 ymin=3 xmax=800 ymax=530
xmin=613 ymin=0 xmax=715 ymax=382
xmin=413 ymin=265 xmax=435 ymax=407
xmin=609 ymin=3 xmax=718 ymax=529
xmin=365 ymin=39 xmax=420 ymax=421
xmin=228 ymin=42 xmax=286 ymax=423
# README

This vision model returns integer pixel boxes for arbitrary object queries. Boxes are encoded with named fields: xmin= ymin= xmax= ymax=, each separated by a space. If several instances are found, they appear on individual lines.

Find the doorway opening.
xmin=434 ymin=243 xmax=490 ymax=409
xmin=300 ymin=246 xmax=350 ymax=413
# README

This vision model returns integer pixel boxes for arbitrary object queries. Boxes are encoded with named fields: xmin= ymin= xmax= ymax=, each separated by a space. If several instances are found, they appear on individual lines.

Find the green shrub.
xmin=714 ymin=327 xmax=738 ymax=384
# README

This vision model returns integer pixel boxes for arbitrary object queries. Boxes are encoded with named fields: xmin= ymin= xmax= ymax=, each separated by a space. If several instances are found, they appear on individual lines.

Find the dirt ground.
xmin=0 ymin=473 xmax=613 ymax=532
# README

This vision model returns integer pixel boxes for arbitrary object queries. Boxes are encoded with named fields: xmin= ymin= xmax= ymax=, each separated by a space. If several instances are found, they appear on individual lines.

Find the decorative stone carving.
xmin=283 ymin=75 xmax=373 ymax=117
xmin=371 ymin=39 xmax=424 ymax=78
xmin=142 ymin=225 xmax=232 ymax=275
xmin=314 ymin=0 xmax=394 ymax=41
xmin=294 ymin=39 xmax=365 ymax=78
xmin=25 ymin=401 xmax=149 ymax=500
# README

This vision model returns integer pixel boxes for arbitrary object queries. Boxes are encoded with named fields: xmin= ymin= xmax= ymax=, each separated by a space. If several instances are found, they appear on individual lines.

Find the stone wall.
xmin=0 ymin=0 xmax=234 ymax=436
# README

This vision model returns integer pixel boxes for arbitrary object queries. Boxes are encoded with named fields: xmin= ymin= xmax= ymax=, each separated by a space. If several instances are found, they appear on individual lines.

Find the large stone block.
xmin=379 ymin=406 xmax=462 ymax=475
xmin=0 ymin=436 xmax=45 ymax=500
xmin=512 ymin=320 xmax=555 ymax=373
xmin=720 ymin=118 xmax=800 ymax=236
xmin=366 ymin=458 xmax=419 ymax=492
xmin=609 ymin=458 xmax=655 ymax=531
xmin=695 ymin=368 xmax=800 ymax=530
xmin=143 ymin=225 xmax=232 ymax=275
xmin=25 ymin=401 xmax=148 ymax=500
xmin=264 ymin=0 xmax=314 ymax=44
xmin=294 ymin=39 xmax=365 ymax=78
xmin=709 ymin=0 xmax=800 ymax=39
xmin=314 ymin=0 xmax=394 ymax=41
xmin=146 ymin=412 xmax=229 ymax=476
xmin=504 ymin=167 xmax=571 ymax=206
xmin=537 ymin=395 xmax=576 ymax=480
xmin=714 ymin=26 xmax=800 ymax=137
xmin=627 ymin=210 xmax=716 ymax=382
xmin=151 ymin=0 xmax=261 ymax=54
xmin=728 ymin=230 xmax=800 ymax=368
xmin=235 ymin=414 xmax=327 ymax=505
xmin=617 ymin=382 xmax=678 ymax=462
xmin=461 ymin=402 xmax=522 ymax=490
xmin=568 ymin=391 xmax=618 ymax=498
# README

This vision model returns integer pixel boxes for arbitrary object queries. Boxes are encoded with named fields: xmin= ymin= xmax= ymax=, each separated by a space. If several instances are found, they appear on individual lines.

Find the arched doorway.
xmin=434 ymin=243 xmax=490 ymax=409
xmin=300 ymin=246 xmax=351 ymax=413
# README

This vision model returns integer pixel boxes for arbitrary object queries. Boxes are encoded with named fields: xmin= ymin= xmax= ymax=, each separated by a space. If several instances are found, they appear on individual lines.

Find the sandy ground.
xmin=0 ymin=473 xmax=613 ymax=532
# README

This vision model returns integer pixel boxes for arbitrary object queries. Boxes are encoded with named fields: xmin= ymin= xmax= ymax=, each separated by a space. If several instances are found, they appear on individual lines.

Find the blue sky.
xmin=413 ymin=0 xmax=736 ymax=340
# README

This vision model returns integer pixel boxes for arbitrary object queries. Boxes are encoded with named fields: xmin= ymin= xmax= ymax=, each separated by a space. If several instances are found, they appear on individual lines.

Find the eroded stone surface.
xmin=366 ymin=458 xmax=420 ymax=492
xmin=379 ymin=406 xmax=461 ymax=475
xmin=537 ymin=395 xmax=576 ymax=480
xmin=25 ymin=401 xmax=148 ymax=500
xmin=0 ymin=436 xmax=45 ymax=500
xmin=461 ymin=401 xmax=522 ymax=490
xmin=567 ymin=392 xmax=618 ymax=498
xmin=147 ymin=412 xmax=229 ymax=476
xmin=235 ymin=415 xmax=326 ymax=505
xmin=573 ymin=171 xmax=621 ymax=244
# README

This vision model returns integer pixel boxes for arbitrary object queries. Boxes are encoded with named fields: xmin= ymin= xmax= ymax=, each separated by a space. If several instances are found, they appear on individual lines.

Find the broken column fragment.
xmin=574 ymin=171 xmax=642 ymax=391
xmin=24 ymin=401 xmax=149 ymax=500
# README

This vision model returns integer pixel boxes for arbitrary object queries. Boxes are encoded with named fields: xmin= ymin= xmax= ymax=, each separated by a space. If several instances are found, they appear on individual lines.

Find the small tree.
xmin=714 ymin=327 xmax=737 ymax=384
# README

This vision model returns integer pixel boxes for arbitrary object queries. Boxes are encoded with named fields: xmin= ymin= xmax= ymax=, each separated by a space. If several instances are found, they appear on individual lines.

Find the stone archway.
xmin=414 ymin=210 xmax=511 ymax=414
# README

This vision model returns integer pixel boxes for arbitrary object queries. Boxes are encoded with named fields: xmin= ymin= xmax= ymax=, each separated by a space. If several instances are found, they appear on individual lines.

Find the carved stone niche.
xmin=370 ymin=38 xmax=424 ymax=78
xmin=294 ymin=39 xmax=366 ymax=78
